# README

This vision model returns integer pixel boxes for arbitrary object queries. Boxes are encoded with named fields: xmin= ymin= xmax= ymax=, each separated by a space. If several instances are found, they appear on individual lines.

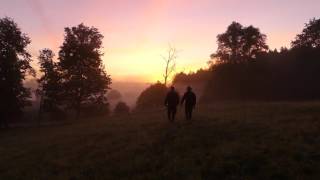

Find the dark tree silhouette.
xmin=58 ymin=23 xmax=111 ymax=119
xmin=292 ymin=18 xmax=320 ymax=48
xmin=136 ymin=82 xmax=168 ymax=110
xmin=211 ymin=22 xmax=268 ymax=64
xmin=173 ymin=69 xmax=210 ymax=85
xmin=37 ymin=49 xmax=62 ymax=120
xmin=203 ymin=46 xmax=320 ymax=102
xmin=114 ymin=101 xmax=130 ymax=115
xmin=171 ymin=19 xmax=320 ymax=102
xmin=0 ymin=17 xmax=35 ymax=128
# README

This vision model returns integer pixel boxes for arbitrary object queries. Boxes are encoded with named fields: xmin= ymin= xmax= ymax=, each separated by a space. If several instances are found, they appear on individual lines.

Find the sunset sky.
xmin=1 ymin=0 xmax=319 ymax=83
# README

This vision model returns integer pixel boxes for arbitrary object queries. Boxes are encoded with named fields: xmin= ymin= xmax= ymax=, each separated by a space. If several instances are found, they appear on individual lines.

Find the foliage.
xmin=136 ymin=82 xmax=168 ymax=110
xmin=114 ymin=101 xmax=130 ymax=115
xmin=171 ymin=19 xmax=320 ymax=102
xmin=0 ymin=17 xmax=34 ymax=127
xmin=172 ymin=69 xmax=210 ymax=85
xmin=37 ymin=49 xmax=62 ymax=113
xmin=203 ymin=46 xmax=320 ymax=102
xmin=58 ymin=23 xmax=111 ymax=118
xmin=292 ymin=18 xmax=320 ymax=48
xmin=211 ymin=22 xmax=268 ymax=64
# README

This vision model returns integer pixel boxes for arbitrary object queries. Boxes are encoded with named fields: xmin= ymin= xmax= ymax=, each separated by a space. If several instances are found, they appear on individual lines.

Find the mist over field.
xmin=109 ymin=81 xmax=149 ymax=108
xmin=109 ymin=81 xmax=206 ymax=110
xmin=23 ymin=79 xmax=205 ymax=114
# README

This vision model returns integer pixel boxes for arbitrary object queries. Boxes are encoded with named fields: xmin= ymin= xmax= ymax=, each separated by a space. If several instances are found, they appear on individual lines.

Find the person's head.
xmin=187 ymin=86 xmax=192 ymax=92
xmin=170 ymin=86 xmax=175 ymax=91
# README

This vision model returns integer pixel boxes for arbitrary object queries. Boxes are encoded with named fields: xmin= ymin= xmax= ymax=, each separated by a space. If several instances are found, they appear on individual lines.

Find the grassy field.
xmin=1 ymin=102 xmax=320 ymax=179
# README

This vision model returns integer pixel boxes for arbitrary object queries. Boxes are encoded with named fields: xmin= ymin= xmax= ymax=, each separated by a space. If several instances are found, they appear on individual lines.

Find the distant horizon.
xmin=2 ymin=0 xmax=320 ymax=82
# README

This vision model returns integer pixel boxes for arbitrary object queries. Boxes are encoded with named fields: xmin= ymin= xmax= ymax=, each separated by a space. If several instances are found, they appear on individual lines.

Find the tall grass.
xmin=1 ymin=102 xmax=320 ymax=179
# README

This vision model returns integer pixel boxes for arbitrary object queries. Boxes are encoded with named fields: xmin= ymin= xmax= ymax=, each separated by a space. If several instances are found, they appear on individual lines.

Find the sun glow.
xmin=2 ymin=0 xmax=318 ymax=83
xmin=103 ymin=47 xmax=206 ymax=83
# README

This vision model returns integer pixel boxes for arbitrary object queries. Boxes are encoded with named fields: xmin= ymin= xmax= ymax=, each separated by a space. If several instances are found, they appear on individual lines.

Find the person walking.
xmin=164 ymin=86 xmax=180 ymax=122
xmin=181 ymin=86 xmax=196 ymax=120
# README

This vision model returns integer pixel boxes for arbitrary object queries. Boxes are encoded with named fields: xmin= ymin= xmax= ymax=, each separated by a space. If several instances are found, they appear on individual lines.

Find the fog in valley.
xmin=108 ymin=81 xmax=149 ymax=109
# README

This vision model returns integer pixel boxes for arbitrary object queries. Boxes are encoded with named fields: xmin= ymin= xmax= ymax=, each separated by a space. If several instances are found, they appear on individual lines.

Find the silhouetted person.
xmin=181 ymin=86 xmax=196 ymax=120
xmin=164 ymin=86 xmax=180 ymax=122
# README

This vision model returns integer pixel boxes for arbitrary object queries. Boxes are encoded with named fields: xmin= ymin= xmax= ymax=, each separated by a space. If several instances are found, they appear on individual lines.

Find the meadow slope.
xmin=1 ymin=102 xmax=320 ymax=179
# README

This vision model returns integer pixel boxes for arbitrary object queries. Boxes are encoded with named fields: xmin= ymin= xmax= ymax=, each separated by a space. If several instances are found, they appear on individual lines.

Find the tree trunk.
xmin=37 ymin=94 xmax=43 ymax=126
xmin=164 ymin=76 xmax=168 ymax=87
xmin=164 ymin=60 xmax=169 ymax=86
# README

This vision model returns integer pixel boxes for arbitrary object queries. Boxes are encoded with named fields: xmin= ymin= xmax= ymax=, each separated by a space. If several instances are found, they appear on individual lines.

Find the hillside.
xmin=1 ymin=102 xmax=320 ymax=179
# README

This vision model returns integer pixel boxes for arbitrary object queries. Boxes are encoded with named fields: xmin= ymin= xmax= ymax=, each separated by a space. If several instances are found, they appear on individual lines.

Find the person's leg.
xmin=172 ymin=107 xmax=177 ymax=121
xmin=189 ymin=108 xmax=193 ymax=120
xmin=167 ymin=108 xmax=171 ymax=121
xmin=185 ymin=106 xmax=188 ymax=120
xmin=186 ymin=106 xmax=192 ymax=120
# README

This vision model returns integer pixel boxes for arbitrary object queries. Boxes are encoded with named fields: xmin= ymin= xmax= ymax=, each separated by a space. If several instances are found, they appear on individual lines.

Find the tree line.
xmin=0 ymin=17 xmax=111 ymax=128
xmin=1 ymin=16 xmax=320 ymax=126
xmin=173 ymin=18 xmax=320 ymax=102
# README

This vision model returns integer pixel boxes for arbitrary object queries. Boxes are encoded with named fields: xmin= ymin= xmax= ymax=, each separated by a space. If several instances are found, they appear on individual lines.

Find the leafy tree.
xmin=211 ymin=22 xmax=268 ymax=64
xmin=173 ymin=69 xmax=210 ymax=85
xmin=0 ymin=17 xmax=34 ymax=128
xmin=171 ymin=19 xmax=320 ymax=103
xmin=292 ymin=18 xmax=320 ymax=48
xmin=136 ymin=82 xmax=168 ymax=110
xmin=58 ymin=23 xmax=111 ymax=119
xmin=114 ymin=101 xmax=130 ymax=115
xmin=37 ymin=49 xmax=62 ymax=119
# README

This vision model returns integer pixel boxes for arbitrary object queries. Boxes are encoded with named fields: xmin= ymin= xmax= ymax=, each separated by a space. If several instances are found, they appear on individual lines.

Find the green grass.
xmin=1 ymin=102 xmax=320 ymax=179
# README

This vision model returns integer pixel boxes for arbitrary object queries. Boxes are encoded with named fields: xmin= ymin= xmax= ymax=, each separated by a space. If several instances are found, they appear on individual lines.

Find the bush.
xmin=136 ymin=82 xmax=168 ymax=110
xmin=114 ymin=101 xmax=130 ymax=115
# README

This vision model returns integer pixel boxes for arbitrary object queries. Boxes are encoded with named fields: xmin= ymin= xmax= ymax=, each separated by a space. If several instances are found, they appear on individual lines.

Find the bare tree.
xmin=162 ymin=45 xmax=178 ymax=86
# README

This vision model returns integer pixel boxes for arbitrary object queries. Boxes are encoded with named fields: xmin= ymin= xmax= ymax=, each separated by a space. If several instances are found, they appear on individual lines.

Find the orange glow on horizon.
xmin=3 ymin=0 xmax=318 ymax=83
